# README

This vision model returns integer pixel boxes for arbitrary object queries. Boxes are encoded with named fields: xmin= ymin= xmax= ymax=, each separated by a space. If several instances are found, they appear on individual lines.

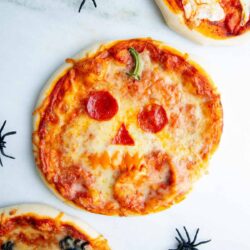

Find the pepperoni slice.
xmin=138 ymin=104 xmax=168 ymax=133
xmin=85 ymin=91 xmax=118 ymax=121
xmin=112 ymin=124 xmax=135 ymax=146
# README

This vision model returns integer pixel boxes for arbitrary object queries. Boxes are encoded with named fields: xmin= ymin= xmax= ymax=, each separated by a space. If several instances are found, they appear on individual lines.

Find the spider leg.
xmin=0 ymin=156 xmax=3 ymax=167
xmin=168 ymin=246 xmax=182 ymax=250
xmin=92 ymin=0 xmax=97 ymax=7
xmin=168 ymin=236 xmax=183 ymax=250
xmin=0 ymin=147 xmax=15 ymax=159
xmin=175 ymin=237 xmax=181 ymax=243
xmin=0 ymin=120 xmax=6 ymax=136
xmin=183 ymin=226 xmax=191 ymax=244
xmin=193 ymin=239 xmax=211 ymax=247
xmin=2 ymin=131 xmax=16 ymax=141
xmin=191 ymin=228 xmax=199 ymax=244
xmin=79 ymin=0 xmax=86 ymax=12
xmin=176 ymin=228 xmax=185 ymax=243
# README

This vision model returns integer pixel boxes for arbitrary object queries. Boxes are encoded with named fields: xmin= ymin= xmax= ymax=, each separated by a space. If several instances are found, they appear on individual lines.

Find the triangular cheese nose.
xmin=112 ymin=123 xmax=135 ymax=146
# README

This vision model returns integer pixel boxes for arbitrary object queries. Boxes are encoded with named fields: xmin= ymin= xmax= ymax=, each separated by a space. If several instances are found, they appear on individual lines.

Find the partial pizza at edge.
xmin=0 ymin=204 xmax=110 ymax=249
xmin=155 ymin=0 xmax=250 ymax=45
xmin=33 ymin=38 xmax=223 ymax=216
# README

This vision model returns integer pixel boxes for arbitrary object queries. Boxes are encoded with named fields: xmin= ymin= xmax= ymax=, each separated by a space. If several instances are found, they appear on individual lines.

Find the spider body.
xmin=1 ymin=241 xmax=14 ymax=250
xmin=0 ymin=121 xmax=16 ymax=166
xmin=79 ymin=0 xmax=97 ymax=12
xmin=59 ymin=236 xmax=89 ymax=250
xmin=169 ymin=227 xmax=211 ymax=250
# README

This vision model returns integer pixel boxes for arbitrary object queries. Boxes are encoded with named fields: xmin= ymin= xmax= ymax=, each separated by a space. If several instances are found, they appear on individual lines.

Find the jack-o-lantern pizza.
xmin=0 ymin=204 xmax=110 ymax=249
xmin=155 ymin=0 xmax=250 ymax=44
xmin=33 ymin=38 xmax=223 ymax=216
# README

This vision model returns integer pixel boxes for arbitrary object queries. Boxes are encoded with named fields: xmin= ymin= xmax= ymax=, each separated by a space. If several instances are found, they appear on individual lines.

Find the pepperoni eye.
xmin=138 ymin=104 xmax=168 ymax=133
xmin=85 ymin=91 xmax=118 ymax=121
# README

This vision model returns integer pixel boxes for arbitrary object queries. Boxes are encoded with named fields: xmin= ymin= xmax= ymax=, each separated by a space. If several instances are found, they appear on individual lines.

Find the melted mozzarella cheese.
xmin=59 ymin=50 xmax=211 ymax=204
xmin=60 ymin=52 xmax=208 ymax=206
xmin=69 ymin=182 xmax=86 ymax=199
xmin=182 ymin=0 xmax=225 ymax=26
xmin=240 ymin=0 xmax=250 ymax=25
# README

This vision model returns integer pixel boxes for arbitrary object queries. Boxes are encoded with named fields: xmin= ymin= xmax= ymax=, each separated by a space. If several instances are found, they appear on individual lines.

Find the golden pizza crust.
xmin=155 ymin=0 xmax=250 ymax=45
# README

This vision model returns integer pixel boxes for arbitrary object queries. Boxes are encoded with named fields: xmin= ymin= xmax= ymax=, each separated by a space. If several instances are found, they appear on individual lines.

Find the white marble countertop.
xmin=1 ymin=0 xmax=250 ymax=249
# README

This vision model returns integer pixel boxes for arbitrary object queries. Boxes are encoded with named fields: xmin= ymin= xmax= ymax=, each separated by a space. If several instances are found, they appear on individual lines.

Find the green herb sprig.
xmin=127 ymin=47 xmax=142 ymax=81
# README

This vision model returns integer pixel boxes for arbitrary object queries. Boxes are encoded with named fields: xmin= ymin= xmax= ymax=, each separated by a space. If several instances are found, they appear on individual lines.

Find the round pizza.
xmin=155 ymin=0 xmax=250 ymax=44
xmin=33 ymin=38 xmax=223 ymax=216
xmin=0 ymin=204 xmax=110 ymax=249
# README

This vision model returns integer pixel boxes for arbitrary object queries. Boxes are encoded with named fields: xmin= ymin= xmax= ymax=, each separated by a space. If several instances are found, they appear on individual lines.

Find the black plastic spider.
xmin=1 ymin=241 xmax=14 ymax=250
xmin=79 ymin=0 xmax=97 ymax=12
xmin=0 ymin=120 xmax=16 ymax=167
xmin=59 ymin=236 xmax=89 ymax=250
xmin=169 ymin=227 xmax=211 ymax=250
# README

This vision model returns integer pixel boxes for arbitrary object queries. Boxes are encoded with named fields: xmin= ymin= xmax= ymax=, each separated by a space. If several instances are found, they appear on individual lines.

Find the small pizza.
xmin=0 ymin=204 xmax=110 ymax=250
xmin=33 ymin=38 xmax=223 ymax=216
xmin=155 ymin=0 xmax=250 ymax=44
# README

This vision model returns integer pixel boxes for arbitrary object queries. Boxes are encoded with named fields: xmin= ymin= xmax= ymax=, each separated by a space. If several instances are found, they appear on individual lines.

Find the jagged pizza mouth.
xmin=53 ymin=149 xmax=177 ymax=213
